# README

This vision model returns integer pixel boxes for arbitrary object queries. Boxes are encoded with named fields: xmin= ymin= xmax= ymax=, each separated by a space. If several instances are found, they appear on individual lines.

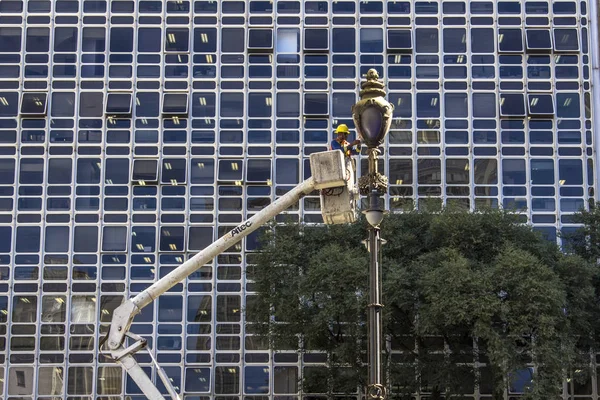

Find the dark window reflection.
xmin=54 ymin=27 xmax=78 ymax=52
xmin=498 ymin=29 xmax=523 ymax=52
xmin=247 ymin=159 xmax=271 ymax=182
xmin=218 ymin=160 xmax=243 ymax=181
xmin=132 ymin=159 xmax=158 ymax=183
xmin=304 ymin=93 xmax=328 ymax=116
xmin=82 ymin=27 xmax=105 ymax=52
xmin=276 ymin=93 xmax=300 ymax=117
xmin=20 ymin=93 xmax=47 ymax=115
xmin=20 ymin=159 xmax=44 ymax=184
xmin=304 ymin=29 xmax=328 ymax=51
xmin=194 ymin=27 xmax=217 ymax=52
xmin=389 ymin=159 xmax=412 ymax=185
xmin=165 ymin=28 xmax=189 ymax=52
xmin=471 ymin=28 xmax=493 ymax=53
xmin=388 ymin=30 xmax=412 ymax=51
xmin=332 ymin=28 xmax=355 ymax=52
xmin=0 ymin=27 xmax=22 ymax=52
xmin=417 ymin=159 xmax=441 ymax=185
xmin=474 ymin=159 xmax=498 ymax=184
xmin=222 ymin=28 xmax=245 ymax=53
xmin=502 ymin=159 xmax=526 ymax=184
xmin=559 ymin=159 xmax=583 ymax=185
xmin=527 ymin=94 xmax=554 ymax=115
xmin=221 ymin=93 xmax=244 ymax=118
xmin=160 ymin=227 xmax=184 ymax=252
xmin=444 ymin=93 xmax=467 ymax=118
xmin=416 ymin=28 xmax=438 ymax=53
xmin=472 ymin=93 xmax=496 ymax=118
xmin=556 ymin=93 xmax=580 ymax=118
xmin=26 ymin=27 xmax=50 ymax=52
xmin=248 ymin=29 xmax=273 ymax=51
xmin=443 ymin=28 xmax=466 ymax=53
xmin=500 ymin=93 xmax=526 ymax=117
xmin=531 ymin=159 xmax=554 ymax=184
xmin=161 ymin=158 xmax=186 ymax=184
xmin=276 ymin=159 xmax=299 ymax=185
xmin=79 ymin=92 xmax=104 ymax=117
xmin=248 ymin=93 xmax=272 ymax=117
xmin=416 ymin=93 xmax=440 ymax=118
xmin=553 ymin=29 xmax=579 ymax=52
xmin=131 ymin=226 xmax=156 ymax=253
xmin=138 ymin=27 xmax=162 ymax=52
xmin=332 ymin=92 xmax=355 ymax=117
xmin=162 ymin=93 xmax=188 ymax=115
xmin=110 ymin=27 xmax=133 ymax=52
xmin=185 ymin=367 xmax=211 ymax=392
xmin=74 ymin=226 xmax=98 ymax=253
xmin=16 ymin=227 xmax=40 ymax=253
xmin=106 ymin=93 xmax=132 ymax=115
xmin=526 ymin=30 xmax=551 ymax=51
xmin=360 ymin=28 xmax=383 ymax=53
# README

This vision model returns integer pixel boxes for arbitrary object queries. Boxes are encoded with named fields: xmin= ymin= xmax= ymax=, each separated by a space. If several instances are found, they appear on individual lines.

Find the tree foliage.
xmin=247 ymin=209 xmax=596 ymax=399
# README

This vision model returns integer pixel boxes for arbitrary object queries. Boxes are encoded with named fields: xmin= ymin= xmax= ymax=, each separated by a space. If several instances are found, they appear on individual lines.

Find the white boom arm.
xmin=100 ymin=151 xmax=353 ymax=400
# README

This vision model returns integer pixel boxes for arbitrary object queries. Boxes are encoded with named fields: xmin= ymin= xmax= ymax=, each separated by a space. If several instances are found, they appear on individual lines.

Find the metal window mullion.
xmin=383 ymin=14 xmax=391 ymax=211
xmin=207 ymin=3 xmax=221 ymax=389
xmin=2 ymin=154 xmax=19 ymax=398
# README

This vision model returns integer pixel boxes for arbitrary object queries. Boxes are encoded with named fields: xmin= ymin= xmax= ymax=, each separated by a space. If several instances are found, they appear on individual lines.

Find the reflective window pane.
xmin=526 ymin=29 xmax=552 ymax=51
xmin=20 ymin=93 xmax=47 ymax=115
xmin=500 ymin=93 xmax=526 ymax=117
xmin=304 ymin=28 xmax=328 ymax=51
xmin=445 ymin=93 xmax=467 ymax=118
xmin=553 ymin=29 xmax=579 ymax=52
xmin=417 ymin=159 xmax=441 ymax=185
xmin=106 ymin=93 xmax=132 ymax=115
xmin=245 ymin=366 xmax=269 ymax=394
xmin=222 ymin=28 xmax=245 ymax=52
xmin=502 ymin=159 xmax=526 ymax=184
xmin=185 ymin=368 xmax=211 ymax=392
xmin=360 ymin=28 xmax=383 ymax=52
xmin=165 ymin=28 xmax=189 ymax=52
xmin=556 ymin=93 xmax=580 ymax=118
xmin=221 ymin=93 xmax=244 ymax=117
xmin=474 ymin=159 xmax=498 ymax=184
xmin=498 ymin=29 xmax=523 ymax=52
xmin=416 ymin=28 xmax=438 ymax=53
xmin=110 ymin=27 xmax=133 ymax=52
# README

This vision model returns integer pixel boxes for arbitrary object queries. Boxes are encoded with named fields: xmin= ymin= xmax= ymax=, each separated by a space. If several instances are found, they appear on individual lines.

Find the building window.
xmin=304 ymin=92 xmax=329 ymax=117
xmin=526 ymin=30 xmax=552 ymax=52
xmin=105 ymin=93 xmax=133 ymax=115
xmin=553 ymin=29 xmax=579 ymax=52
xmin=248 ymin=29 xmax=273 ymax=52
xmin=304 ymin=28 xmax=328 ymax=52
xmin=500 ymin=93 xmax=526 ymax=118
xmin=162 ymin=93 xmax=189 ymax=116
xmin=20 ymin=93 xmax=48 ymax=116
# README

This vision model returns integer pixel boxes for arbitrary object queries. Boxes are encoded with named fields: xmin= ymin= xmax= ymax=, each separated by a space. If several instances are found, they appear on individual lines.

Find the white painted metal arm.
xmin=105 ymin=175 xmax=317 ymax=351
xmin=100 ymin=150 xmax=350 ymax=400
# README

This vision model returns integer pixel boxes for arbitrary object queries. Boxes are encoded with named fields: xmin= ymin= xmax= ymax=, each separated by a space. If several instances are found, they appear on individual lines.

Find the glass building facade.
xmin=0 ymin=0 xmax=598 ymax=398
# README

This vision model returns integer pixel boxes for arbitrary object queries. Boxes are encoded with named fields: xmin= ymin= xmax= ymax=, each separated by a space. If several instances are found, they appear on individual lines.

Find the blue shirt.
xmin=331 ymin=139 xmax=360 ymax=156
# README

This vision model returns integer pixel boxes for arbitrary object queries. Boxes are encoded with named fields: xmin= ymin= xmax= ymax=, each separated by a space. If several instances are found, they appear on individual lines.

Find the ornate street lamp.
xmin=352 ymin=69 xmax=394 ymax=400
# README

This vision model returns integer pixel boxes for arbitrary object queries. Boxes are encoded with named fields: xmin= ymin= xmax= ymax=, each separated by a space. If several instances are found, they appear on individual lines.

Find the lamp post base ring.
xmin=367 ymin=383 xmax=387 ymax=400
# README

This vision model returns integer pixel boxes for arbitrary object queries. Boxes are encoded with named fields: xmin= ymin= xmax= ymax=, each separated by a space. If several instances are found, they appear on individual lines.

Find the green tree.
xmin=247 ymin=209 xmax=594 ymax=400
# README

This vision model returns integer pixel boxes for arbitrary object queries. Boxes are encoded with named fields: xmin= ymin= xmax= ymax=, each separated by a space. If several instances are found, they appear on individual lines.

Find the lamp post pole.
xmin=352 ymin=69 xmax=394 ymax=400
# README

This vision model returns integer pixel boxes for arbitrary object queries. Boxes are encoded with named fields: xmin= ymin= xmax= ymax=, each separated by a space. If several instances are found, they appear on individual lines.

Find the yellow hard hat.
xmin=335 ymin=124 xmax=349 ymax=135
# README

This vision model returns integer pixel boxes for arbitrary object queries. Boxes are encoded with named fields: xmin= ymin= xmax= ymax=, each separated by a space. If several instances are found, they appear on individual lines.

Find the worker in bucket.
xmin=330 ymin=124 xmax=361 ymax=157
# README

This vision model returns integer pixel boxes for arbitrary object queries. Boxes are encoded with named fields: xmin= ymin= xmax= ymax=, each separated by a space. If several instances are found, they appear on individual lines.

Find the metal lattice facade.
xmin=0 ymin=0 xmax=599 ymax=398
